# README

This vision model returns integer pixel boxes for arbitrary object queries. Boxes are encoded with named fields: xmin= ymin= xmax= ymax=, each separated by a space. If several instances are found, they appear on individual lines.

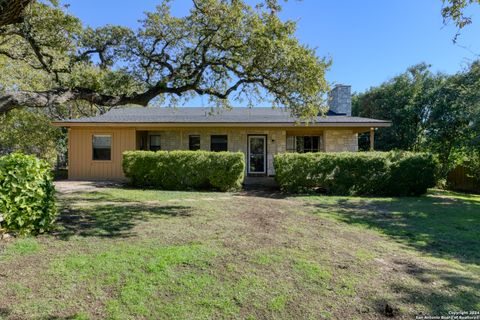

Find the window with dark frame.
xmin=286 ymin=136 xmax=322 ymax=153
xmin=189 ymin=135 xmax=201 ymax=151
xmin=149 ymin=135 xmax=161 ymax=151
xmin=92 ymin=134 xmax=112 ymax=160
xmin=210 ymin=135 xmax=228 ymax=152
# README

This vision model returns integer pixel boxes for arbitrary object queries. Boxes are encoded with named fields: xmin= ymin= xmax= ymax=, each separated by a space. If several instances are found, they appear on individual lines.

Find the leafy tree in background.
xmin=352 ymin=64 xmax=441 ymax=151
xmin=0 ymin=0 xmax=330 ymax=119
xmin=0 ymin=108 xmax=61 ymax=165
xmin=427 ymin=61 xmax=480 ymax=175
xmin=354 ymin=61 xmax=480 ymax=176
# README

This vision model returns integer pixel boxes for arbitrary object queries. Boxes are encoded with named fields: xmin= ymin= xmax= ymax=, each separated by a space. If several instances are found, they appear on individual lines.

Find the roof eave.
xmin=52 ymin=121 xmax=392 ymax=128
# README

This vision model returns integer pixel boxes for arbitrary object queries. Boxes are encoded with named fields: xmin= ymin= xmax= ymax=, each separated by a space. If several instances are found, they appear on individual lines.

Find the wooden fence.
xmin=447 ymin=165 xmax=480 ymax=193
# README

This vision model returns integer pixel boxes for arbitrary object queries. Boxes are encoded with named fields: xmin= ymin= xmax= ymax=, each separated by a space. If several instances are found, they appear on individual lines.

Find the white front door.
xmin=248 ymin=135 xmax=267 ymax=174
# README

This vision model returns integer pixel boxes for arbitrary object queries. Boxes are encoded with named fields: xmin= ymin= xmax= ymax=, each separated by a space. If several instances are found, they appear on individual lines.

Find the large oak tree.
xmin=0 ymin=0 xmax=330 ymax=118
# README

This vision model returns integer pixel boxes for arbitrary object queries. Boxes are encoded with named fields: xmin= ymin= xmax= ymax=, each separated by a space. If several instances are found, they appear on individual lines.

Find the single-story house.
xmin=53 ymin=85 xmax=390 ymax=180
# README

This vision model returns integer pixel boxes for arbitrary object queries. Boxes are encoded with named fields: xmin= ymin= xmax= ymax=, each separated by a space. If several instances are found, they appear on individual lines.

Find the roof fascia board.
xmin=52 ymin=121 xmax=391 ymax=128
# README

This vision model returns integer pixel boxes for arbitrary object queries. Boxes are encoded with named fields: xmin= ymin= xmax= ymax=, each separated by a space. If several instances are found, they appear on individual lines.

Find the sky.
xmin=66 ymin=0 xmax=480 ymax=95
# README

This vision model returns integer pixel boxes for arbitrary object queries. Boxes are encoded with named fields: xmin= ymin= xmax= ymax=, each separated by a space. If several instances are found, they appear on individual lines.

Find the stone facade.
xmin=144 ymin=128 xmax=358 ymax=175
xmin=324 ymin=129 xmax=358 ymax=152
xmin=146 ymin=128 xmax=287 ymax=176
xmin=328 ymin=84 xmax=352 ymax=116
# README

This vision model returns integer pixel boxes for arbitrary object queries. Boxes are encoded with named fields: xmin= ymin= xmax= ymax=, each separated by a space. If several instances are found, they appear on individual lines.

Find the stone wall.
xmin=148 ymin=128 xmax=286 ymax=176
xmin=323 ymin=129 xmax=358 ymax=152
xmin=145 ymin=128 xmax=358 ymax=175
xmin=328 ymin=85 xmax=352 ymax=116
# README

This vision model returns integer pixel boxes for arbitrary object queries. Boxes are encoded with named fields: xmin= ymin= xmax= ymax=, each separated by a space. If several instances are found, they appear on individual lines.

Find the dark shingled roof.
xmin=58 ymin=107 xmax=390 ymax=125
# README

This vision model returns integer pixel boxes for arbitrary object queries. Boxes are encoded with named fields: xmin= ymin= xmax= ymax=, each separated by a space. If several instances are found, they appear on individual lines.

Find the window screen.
xmin=92 ymin=135 xmax=112 ymax=160
xmin=189 ymin=135 xmax=201 ymax=151
xmin=149 ymin=135 xmax=161 ymax=151
xmin=210 ymin=135 xmax=228 ymax=152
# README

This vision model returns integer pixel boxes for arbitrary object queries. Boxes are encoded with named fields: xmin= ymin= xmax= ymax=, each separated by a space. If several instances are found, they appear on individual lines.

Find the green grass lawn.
xmin=0 ymin=186 xmax=479 ymax=319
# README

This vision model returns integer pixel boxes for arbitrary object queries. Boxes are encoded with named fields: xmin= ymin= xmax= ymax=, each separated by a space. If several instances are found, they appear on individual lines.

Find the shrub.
xmin=123 ymin=150 xmax=245 ymax=191
xmin=385 ymin=152 xmax=438 ymax=196
xmin=0 ymin=153 xmax=57 ymax=234
xmin=274 ymin=151 xmax=438 ymax=196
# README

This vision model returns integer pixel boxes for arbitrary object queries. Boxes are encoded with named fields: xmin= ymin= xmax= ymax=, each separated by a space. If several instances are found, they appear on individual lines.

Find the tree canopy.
xmin=353 ymin=61 xmax=480 ymax=175
xmin=0 ymin=0 xmax=330 ymax=118
xmin=0 ymin=108 xmax=61 ymax=165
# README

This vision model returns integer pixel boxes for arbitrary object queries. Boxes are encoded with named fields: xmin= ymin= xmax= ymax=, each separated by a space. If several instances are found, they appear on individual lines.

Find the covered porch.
xmin=132 ymin=126 xmax=377 ymax=178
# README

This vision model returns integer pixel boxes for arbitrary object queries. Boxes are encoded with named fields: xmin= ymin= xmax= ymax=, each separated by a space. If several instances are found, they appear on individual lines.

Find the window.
xmin=210 ymin=135 xmax=228 ymax=152
xmin=92 ymin=135 xmax=112 ymax=160
xmin=296 ymin=136 xmax=321 ymax=153
xmin=189 ymin=135 xmax=201 ymax=151
xmin=149 ymin=135 xmax=161 ymax=151
xmin=286 ymin=136 xmax=322 ymax=153
xmin=286 ymin=136 xmax=296 ymax=152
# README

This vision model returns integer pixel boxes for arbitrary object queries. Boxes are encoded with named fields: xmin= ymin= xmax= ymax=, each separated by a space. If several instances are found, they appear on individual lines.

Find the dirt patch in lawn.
xmin=54 ymin=180 xmax=124 ymax=194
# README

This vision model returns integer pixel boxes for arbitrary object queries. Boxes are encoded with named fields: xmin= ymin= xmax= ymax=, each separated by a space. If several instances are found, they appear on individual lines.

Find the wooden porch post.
xmin=369 ymin=127 xmax=375 ymax=151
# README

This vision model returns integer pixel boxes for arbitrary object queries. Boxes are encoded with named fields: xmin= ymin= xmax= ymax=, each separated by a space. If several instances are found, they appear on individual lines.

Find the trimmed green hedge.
xmin=0 ymin=153 xmax=57 ymax=234
xmin=274 ymin=152 xmax=438 ymax=196
xmin=123 ymin=150 xmax=245 ymax=191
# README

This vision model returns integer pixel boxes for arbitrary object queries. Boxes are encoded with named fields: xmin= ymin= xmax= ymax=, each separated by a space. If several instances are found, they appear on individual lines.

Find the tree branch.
xmin=0 ymin=0 xmax=330 ymax=118
xmin=0 ymin=0 xmax=32 ymax=27
xmin=0 ymin=74 xmax=262 ymax=114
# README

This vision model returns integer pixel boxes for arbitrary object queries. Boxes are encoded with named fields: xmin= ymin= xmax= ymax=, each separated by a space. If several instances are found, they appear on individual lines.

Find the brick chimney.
xmin=328 ymin=84 xmax=351 ymax=116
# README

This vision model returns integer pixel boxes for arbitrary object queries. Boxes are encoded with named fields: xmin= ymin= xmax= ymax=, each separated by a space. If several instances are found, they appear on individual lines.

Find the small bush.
xmin=0 ymin=153 xmax=57 ymax=234
xmin=123 ymin=150 xmax=245 ymax=191
xmin=274 ymin=151 xmax=438 ymax=196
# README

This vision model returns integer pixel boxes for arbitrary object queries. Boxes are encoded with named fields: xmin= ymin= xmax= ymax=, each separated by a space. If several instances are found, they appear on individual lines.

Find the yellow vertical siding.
xmin=68 ymin=127 xmax=136 ymax=180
